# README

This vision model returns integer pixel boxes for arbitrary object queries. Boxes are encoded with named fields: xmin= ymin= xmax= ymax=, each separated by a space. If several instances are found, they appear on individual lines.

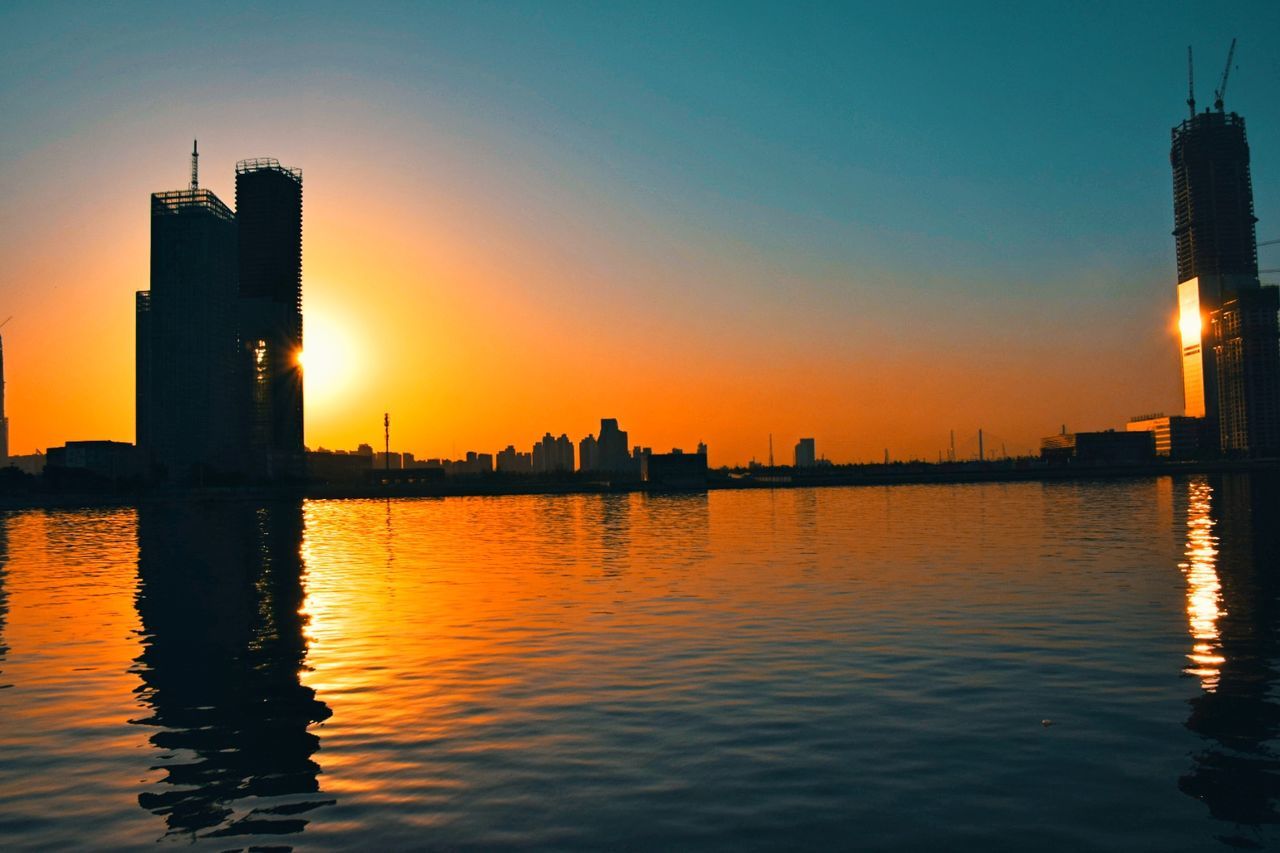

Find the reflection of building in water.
xmin=1179 ymin=478 xmax=1225 ymax=690
xmin=132 ymin=501 xmax=331 ymax=842
xmin=1179 ymin=473 xmax=1280 ymax=832
xmin=598 ymin=493 xmax=634 ymax=575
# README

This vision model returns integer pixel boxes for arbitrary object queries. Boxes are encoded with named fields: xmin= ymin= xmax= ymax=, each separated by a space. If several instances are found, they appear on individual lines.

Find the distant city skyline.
xmin=2 ymin=4 xmax=1279 ymax=465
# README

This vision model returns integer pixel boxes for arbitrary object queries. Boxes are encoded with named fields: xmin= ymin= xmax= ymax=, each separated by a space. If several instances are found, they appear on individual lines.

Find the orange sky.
xmin=0 ymin=108 xmax=1185 ymax=466
xmin=0 ymin=51 xmax=1197 ymax=467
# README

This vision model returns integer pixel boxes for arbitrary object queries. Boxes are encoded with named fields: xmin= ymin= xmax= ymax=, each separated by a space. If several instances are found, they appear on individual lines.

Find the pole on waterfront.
xmin=384 ymin=412 xmax=390 ymax=472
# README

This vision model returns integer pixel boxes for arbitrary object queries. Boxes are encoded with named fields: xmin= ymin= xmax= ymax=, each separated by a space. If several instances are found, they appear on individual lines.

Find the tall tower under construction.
xmin=137 ymin=143 xmax=240 ymax=481
xmin=236 ymin=158 xmax=304 ymax=479
xmin=1172 ymin=43 xmax=1280 ymax=455
xmin=1 ymin=326 xmax=8 ymax=464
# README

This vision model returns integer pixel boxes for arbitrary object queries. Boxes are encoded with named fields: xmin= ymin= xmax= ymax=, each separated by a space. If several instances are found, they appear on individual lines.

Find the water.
xmin=0 ymin=475 xmax=1277 ymax=850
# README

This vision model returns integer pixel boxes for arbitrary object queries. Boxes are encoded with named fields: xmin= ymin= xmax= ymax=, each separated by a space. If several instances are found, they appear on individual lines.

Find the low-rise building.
xmin=307 ymin=449 xmax=371 ymax=484
xmin=1126 ymin=413 xmax=1202 ymax=459
xmin=45 ymin=440 xmax=141 ymax=481
xmin=1040 ymin=430 xmax=1155 ymax=465
xmin=644 ymin=450 xmax=708 ymax=489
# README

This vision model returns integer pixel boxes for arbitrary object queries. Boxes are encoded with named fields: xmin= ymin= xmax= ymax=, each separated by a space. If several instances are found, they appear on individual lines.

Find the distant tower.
xmin=1171 ymin=41 xmax=1279 ymax=455
xmin=794 ymin=437 xmax=815 ymax=468
xmin=236 ymin=157 xmax=304 ymax=479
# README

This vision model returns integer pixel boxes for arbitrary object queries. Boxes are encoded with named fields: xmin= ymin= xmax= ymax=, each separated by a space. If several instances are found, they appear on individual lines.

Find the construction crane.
xmin=0 ymin=317 xmax=11 ymax=331
xmin=1186 ymin=45 xmax=1196 ymax=118
xmin=1213 ymin=38 xmax=1237 ymax=112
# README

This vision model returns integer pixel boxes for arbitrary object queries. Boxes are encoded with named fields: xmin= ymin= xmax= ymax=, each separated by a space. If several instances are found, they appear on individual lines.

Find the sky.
xmin=2 ymin=1 xmax=1279 ymax=466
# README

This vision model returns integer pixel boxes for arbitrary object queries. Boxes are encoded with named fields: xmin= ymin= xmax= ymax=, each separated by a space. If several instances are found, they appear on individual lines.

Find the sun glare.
xmin=300 ymin=312 xmax=358 ymax=404
xmin=1179 ymin=310 xmax=1202 ymax=347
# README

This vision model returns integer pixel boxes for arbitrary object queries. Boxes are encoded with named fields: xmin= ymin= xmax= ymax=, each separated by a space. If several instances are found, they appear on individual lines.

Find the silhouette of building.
xmin=236 ymin=158 xmax=304 ymax=480
xmin=0 ymin=328 xmax=8 ymax=464
xmin=531 ymin=433 xmax=573 ymax=473
xmin=532 ymin=434 xmax=548 ymax=473
xmin=597 ymin=418 xmax=630 ymax=472
xmin=496 ymin=444 xmax=533 ymax=473
xmin=6 ymin=453 xmax=43 ymax=476
xmin=1171 ymin=98 xmax=1278 ymax=454
xmin=794 ymin=437 xmax=816 ymax=468
xmin=306 ymin=449 xmax=370 ymax=484
xmin=579 ymin=433 xmax=599 ymax=472
xmin=643 ymin=449 xmax=708 ymax=489
xmin=373 ymin=451 xmax=402 ymax=470
xmin=45 ymin=440 xmax=141 ymax=483
xmin=449 ymin=451 xmax=493 ymax=476
xmin=1040 ymin=429 xmax=1154 ymax=464
xmin=1126 ymin=413 xmax=1202 ymax=458
xmin=136 ymin=162 xmax=239 ymax=481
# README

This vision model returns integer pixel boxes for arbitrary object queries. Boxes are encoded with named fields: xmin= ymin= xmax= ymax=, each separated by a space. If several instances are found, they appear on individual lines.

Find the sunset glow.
xmin=300 ymin=310 xmax=359 ymax=409
xmin=1 ymin=4 xmax=1268 ymax=464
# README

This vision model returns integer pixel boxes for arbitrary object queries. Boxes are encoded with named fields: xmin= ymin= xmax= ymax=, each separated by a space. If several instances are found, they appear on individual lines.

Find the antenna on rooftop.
xmin=190 ymin=139 xmax=199 ymax=191
xmin=1186 ymin=45 xmax=1196 ymax=118
xmin=1213 ymin=38 xmax=1236 ymax=112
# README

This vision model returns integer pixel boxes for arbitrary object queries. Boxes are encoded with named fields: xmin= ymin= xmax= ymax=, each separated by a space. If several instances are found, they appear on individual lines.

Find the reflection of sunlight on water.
xmin=1180 ymin=478 xmax=1225 ymax=691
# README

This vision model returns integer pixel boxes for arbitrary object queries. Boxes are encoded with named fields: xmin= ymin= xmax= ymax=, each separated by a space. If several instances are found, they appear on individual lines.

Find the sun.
xmin=299 ymin=311 xmax=358 ymax=405
xmin=1179 ymin=309 xmax=1202 ymax=347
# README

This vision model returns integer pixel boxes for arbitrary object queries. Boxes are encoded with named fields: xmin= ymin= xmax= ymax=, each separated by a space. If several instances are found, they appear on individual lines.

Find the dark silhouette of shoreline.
xmin=2 ymin=457 xmax=1277 ymax=511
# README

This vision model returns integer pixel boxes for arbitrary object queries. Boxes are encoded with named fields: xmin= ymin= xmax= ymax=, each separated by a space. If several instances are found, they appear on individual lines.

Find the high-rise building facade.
xmin=1 ymin=328 xmax=8 ymax=463
xmin=1171 ymin=111 xmax=1258 ymax=286
xmin=597 ymin=418 xmax=630 ymax=472
xmin=136 ymin=148 xmax=307 ymax=482
xmin=137 ymin=182 xmax=239 ymax=481
xmin=1171 ymin=92 xmax=1278 ymax=454
xmin=0 ymin=325 xmax=7 ymax=461
xmin=236 ymin=158 xmax=304 ymax=479
xmin=1212 ymin=287 xmax=1280 ymax=455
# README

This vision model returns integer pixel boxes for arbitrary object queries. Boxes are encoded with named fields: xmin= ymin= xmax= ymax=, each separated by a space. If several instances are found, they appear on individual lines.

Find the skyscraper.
xmin=0 ymin=327 xmax=8 ymax=464
xmin=1212 ymin=287 xmax=1280 ymax=455
xmin=236 ymin=158 xmax=304 ymax=479
xmin=1171 ymin=57 xmax=1277 ymax=455
xmin=137 ymin=145 xmax=239 ymax=481
xmin=597 ymin=418 xmax=630 ymax=472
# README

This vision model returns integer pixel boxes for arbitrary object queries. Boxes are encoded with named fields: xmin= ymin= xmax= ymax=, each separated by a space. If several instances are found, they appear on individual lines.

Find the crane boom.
xmin=1214 ymin=38 xmax=1236 ymax=112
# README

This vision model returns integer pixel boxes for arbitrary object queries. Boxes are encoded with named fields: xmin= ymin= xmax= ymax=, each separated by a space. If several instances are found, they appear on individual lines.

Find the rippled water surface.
xmin=1 ymin=475 xmax=1279 ymax=850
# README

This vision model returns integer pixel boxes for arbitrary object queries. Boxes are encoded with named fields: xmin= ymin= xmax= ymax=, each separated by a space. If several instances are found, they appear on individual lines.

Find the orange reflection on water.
xmin=1179 ymin=478 xmax=1225 ymax=691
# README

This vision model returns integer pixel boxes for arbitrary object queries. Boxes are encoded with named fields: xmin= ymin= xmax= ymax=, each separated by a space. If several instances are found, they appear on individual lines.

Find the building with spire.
xmin=0 ymin=324 xmax=8 ymax=464
xmin=136 ymin=141 xmax=239 ymax=481
xmin=1172 ymin=43 xmax=1280 ymax=455
xmin=136 ymin=145 xmax=307 ymax=482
